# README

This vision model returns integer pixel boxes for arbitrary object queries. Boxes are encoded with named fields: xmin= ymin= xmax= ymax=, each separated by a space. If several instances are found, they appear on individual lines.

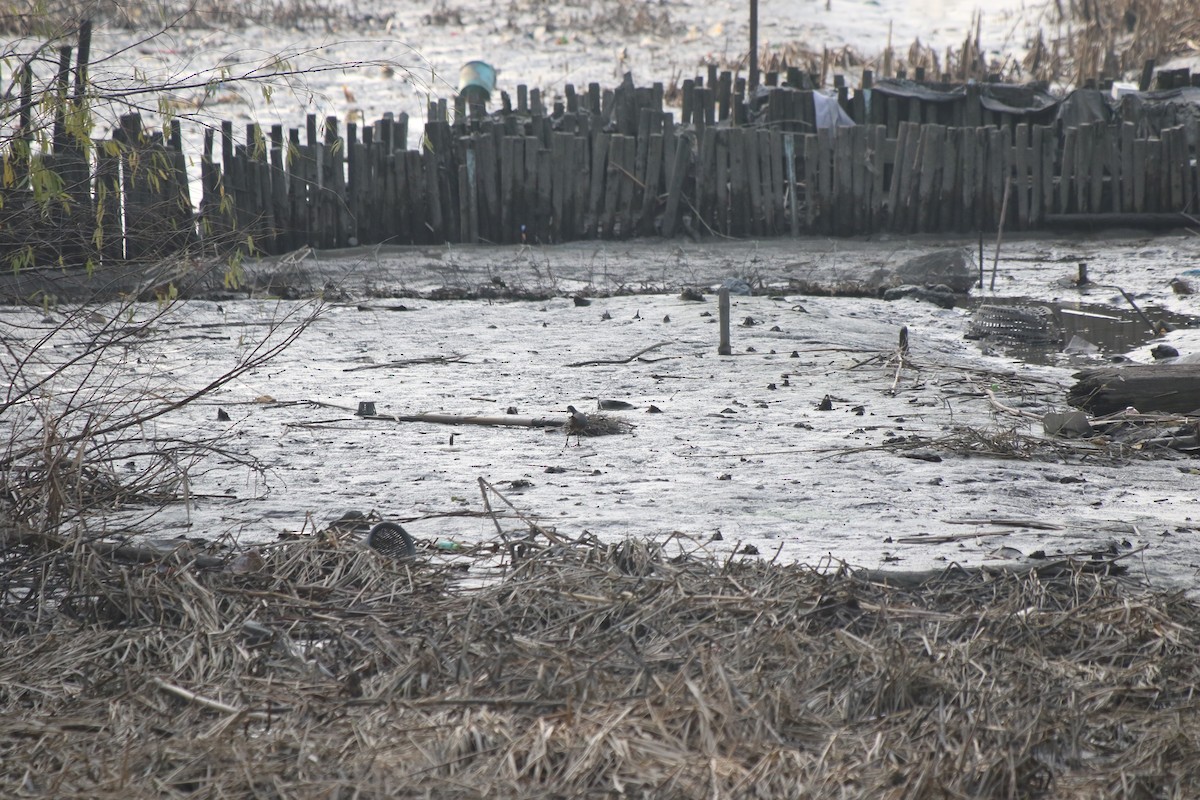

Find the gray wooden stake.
xmin=718 ymin=287 xmax=732 ymax=355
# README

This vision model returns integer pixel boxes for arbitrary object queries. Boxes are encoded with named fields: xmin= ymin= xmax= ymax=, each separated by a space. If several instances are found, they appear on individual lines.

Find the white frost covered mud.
xmin=7 ymin=1 xmax=1200 ymax=588
xmin=11 ymin=232 xmax=1199 ymax=589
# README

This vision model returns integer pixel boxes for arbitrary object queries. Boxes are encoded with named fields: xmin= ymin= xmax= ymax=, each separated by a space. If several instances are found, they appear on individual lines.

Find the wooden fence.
xmin=4 ymin=66 xmax=1200 ymax=267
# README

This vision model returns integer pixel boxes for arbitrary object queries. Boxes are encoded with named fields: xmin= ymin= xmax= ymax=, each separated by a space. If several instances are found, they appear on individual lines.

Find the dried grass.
xmin=2 ymin=530 xmax=1199 ymax=798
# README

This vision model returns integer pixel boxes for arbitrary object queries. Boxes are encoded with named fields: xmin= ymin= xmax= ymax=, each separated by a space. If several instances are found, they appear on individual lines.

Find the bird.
xmin=365 ymin=521 xmax=416 ymax=560
xmin=565 ymin=405 xmax=589 ymax=446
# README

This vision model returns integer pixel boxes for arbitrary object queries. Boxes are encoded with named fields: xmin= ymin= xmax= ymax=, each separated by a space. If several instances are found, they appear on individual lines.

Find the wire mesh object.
xmin=365 ymin=522 xmax=417 ymax=560
xmin=965 ymin=304 xmax=1061 ymax=345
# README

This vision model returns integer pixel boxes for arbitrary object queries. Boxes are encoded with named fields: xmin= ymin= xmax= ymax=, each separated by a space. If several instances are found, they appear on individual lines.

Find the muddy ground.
xmin=6 ymin=230 xmax=1200 ymax=590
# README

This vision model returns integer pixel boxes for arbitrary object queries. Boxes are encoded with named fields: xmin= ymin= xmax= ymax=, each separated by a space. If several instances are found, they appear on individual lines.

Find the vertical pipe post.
xmin=718 ymin=287 xmax=732 ymax=355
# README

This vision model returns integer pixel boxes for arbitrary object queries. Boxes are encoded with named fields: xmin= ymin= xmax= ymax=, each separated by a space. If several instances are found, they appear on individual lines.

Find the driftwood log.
xmin=1067 ymin=364 xmax=1200 ymax=415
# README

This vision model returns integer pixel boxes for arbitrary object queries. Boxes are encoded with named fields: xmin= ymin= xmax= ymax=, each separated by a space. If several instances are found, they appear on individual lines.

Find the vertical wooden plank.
xmin=870 ymin=125 xmax=888 ymax=230
xmin=500 ymin=136 xmax=515 ymax=243
xmin=802 ymin=134 xmax=819 ymax=229
xmin=551 ymin=132 xmax=567 ymax=242
xmin=742 ymin=128 xmax=762 ymax=235
xmin=422 ymin=150 xmax=443 ymax=242
xmin=730 ymin=129 xmax=749 ymax=236
xmin=768 ymin=129 xmax=785 ymax=234
xmin=632 ymin=108 xmax=652 ymax=216
xmin=536 ymin=140 xmax=554 ymax=241
xmin=1106 ymin=123 xmax=1121 ymax=214
xmin=817 ymin=127 xmax=835 ymax=235
xmin=1059 ymin=127 xmax=1077 ymax=214
xmin=897 ymin=122 xmax=923 ymax=232
xmin=836 ymin=128 xmax=855 ymax=234
xmin=886 ymin=96 xmax=900 ymax=138
xmin=639 ymin=132 xmax=665 ymax=236
xmin=405 ymin=151 xmax=425 ymax=244
xmin=849 ymin=127 xmax=867 ymax=234
xmin=602 ymin=134 xmax=623 ymax=238
xmin=938 ymin=125 xmax=958 ymax=232
xmin=915 ymin=125 xmax=942 ymax=233
xmin=990 ymin=127 xmax=1008 ymax=231
xmin=1014 ymin=123 xmax=1030 ymax=229
xmin=1030 ymin=125 xmax=1044 ymax=226
xmin=615 ymin=135 xmax=637 ymax=238
xmin=697 ymin=127 xmax=717 ymax=232
xmin=1147 ymin=136 xmax=1163 ymax=212
xmin=324 ymin=116 xmax=345 ymax=247
xmin=1120 ymin=122 xmax=1136 ymax=212
xmin=1040 ymin=126 xmax=1055 ymax=221
xmin=755 ymin=129 xmax=773 ymax=234
xmin=1132 ymin=136 xmax=1147 ymax=213
xmin=959 ymin=127 xmax=975 ymax=233
xmin=974 ymin=127 xmax=989 ymax=230
xmin=1170 ymin=126 xmax=1186 ymax=210
xmin=662 ymin=130 xmax=691 ymax=238
xmin=456 ymin=161 xmax=470 ymax=243
xmin=587 ymin=132 xmax=609 ymax=238
xmin=785 ymin=134 xmax=799 ymax=235
xmin=1094 ymin=123 xmax=1111 ymax=214
xmin=391 ymin=148 xmax=409 ymax=244
xmin=1074 ymin=122 xmax=1092 ymax=213
xmin=476 ymin=128 xmax=500 ymax=243
xmin=522 ymin=136 xmax=539 ymax=240
xmin=1180 ymin=124 xmax=1194 ymax=213
xmin=886 ymin=123 xmax=909 ymax=231
xmin=715 ymin=130 xmax=730 ymax=235
xmin=504 ymin=138 xmax=523 ymax=243
xmin=574 ymin=132 xmax=590 ymax=238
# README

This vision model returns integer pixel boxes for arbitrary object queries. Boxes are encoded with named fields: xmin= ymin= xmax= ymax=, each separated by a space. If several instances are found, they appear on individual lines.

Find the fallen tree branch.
xmin=342 ymin=354 xmax=466 ymax=372
xmin=361 ymin=412 xmax=565 ymax=428
xmin=567 ymin=342 xmax=670 ymax=367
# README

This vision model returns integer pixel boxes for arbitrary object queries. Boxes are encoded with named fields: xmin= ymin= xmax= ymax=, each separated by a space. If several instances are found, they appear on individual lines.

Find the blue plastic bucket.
xmin=458 ymin=60 xmax=497 ymax=100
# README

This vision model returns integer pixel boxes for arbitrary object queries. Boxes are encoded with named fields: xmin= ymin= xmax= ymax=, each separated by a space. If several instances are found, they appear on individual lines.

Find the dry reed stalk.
xmin=3 ymin=529 xmax=1200 ymax=798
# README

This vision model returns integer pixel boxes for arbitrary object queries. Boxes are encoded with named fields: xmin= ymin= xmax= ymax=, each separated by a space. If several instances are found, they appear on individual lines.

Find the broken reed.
xmin=1 ymin=531 xmax=1198 ymax=798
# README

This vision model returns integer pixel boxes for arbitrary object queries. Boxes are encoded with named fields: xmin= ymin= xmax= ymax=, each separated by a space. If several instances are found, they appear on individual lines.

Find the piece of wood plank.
xmin=1120 ymin=122 xmax=1136 ymax=212
xmin=1059 ymin=126 xmax=1077 ymax=214
xmin=639 ymin=131 xmax=664 ymax=235
xmin=1013 ymin=123 xmax=1030 ymax=229
xmin=715 ymin=130 xmax=730 ymax=235
xmin=1068 ymin=364 xmax=1200 ymax=416
xmin=938 ymin=124 xmax=959 ymax=232
xmin=662 ymin=130 xmax=691 ymax=238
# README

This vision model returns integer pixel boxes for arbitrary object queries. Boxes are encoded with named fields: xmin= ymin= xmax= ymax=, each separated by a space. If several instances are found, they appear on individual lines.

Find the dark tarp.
xmin=869 ymin=78 xmax=1060 ymax=121
xmin=870 ymin=78 xmax=966 ymax=104
xmin=1055 ymin=88 xmax=1113 ymax=127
